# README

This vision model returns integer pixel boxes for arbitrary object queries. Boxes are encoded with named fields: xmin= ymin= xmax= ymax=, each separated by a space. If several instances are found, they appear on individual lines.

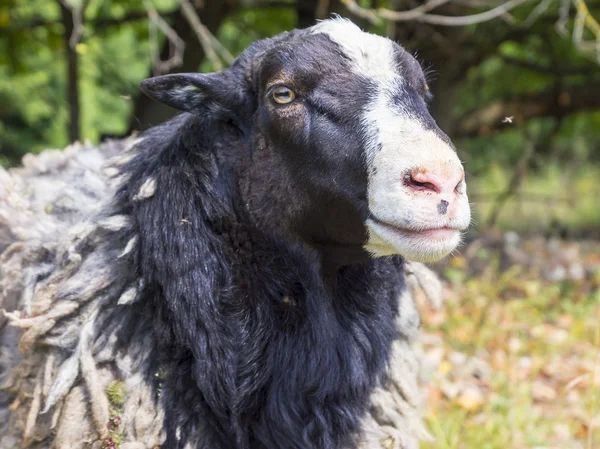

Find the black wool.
xmin=108 ymin=114 xmax=406 ymax=449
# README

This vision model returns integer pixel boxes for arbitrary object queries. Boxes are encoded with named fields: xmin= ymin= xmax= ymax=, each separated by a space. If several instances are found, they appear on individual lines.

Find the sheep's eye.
xmin=272 ymin=86 xmax=295 ymax=104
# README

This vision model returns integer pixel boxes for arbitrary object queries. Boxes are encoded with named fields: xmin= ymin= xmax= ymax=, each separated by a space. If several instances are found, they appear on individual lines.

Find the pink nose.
xmin=405 ymin=167 xmax=464 ymax=195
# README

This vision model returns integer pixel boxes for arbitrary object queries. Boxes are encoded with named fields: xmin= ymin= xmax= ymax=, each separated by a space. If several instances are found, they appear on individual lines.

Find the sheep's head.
xmin=140 ymin=18 xmax=471 ymax=264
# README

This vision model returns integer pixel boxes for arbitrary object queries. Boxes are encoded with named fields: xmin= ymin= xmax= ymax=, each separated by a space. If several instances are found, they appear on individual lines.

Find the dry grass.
xmin=419 ymin=237 xmax=600 ymax=449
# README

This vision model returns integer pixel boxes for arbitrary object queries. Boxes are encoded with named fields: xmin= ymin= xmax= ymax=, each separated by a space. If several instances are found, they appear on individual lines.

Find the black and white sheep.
xmin=0 ymin=17 xmax=469 ymax=449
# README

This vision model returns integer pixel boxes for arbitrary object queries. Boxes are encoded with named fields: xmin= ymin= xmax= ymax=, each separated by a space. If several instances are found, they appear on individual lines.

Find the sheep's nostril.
xmin=405 ymin=167 xmax=464 ymax=196
xmin=405 ymin=170 xmax=442 ymax=194
xmin=405 ymin=174 xmax=439 ymax=193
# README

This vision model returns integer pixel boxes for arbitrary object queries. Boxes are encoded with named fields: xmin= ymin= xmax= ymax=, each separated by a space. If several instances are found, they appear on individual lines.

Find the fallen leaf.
xmin=439 ymin=360 xmax=452 ymax=375
xmin=532 ymin=380 xmax=557 ymax=403
xmin=455 ymin=385 xmax=485 ymax=411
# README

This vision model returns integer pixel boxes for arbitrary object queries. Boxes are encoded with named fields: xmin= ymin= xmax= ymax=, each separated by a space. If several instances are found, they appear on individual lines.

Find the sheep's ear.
xmin=140 ymin=72 xmax=245 ymax=116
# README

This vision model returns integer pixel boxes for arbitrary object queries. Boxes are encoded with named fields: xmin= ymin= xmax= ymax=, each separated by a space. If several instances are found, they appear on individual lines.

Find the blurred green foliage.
xmin=0 ymin=0 xmax=161 ymax=158
xmin=1 ymin=0 xmax=599 ymax=233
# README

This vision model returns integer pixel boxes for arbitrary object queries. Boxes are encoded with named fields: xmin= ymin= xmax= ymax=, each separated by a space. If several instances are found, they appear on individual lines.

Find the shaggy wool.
xmin=0 ymin=139 xmax=442 ymax=449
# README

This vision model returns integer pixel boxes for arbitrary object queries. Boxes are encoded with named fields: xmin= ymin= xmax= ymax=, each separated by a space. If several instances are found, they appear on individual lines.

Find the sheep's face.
xmin=307 ymin=19 xmax=471 ymax=262
xmin=140 ymin=18 xmax=471 ymax=263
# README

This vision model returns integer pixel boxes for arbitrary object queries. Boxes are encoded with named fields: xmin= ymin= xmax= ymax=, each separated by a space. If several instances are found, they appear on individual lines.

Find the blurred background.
xmin=1 ymin=1 xmax=599 ymax=448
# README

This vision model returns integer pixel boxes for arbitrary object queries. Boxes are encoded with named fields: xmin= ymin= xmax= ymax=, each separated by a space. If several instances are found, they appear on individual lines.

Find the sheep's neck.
xmin=216 ymin=198 xmax=372 ymax=289
xmin=315 ymin=243 xmax=374 ymax=287
xmin=201 ymin=218 xmax=403 ymax=448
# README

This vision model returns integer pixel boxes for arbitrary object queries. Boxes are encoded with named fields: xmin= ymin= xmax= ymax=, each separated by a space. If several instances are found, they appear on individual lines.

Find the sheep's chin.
xmin=364 ymin=219 xmax=462 ymax=262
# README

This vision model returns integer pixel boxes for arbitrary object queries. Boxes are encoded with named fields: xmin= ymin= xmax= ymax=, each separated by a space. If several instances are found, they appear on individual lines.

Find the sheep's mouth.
xmin=364 ymin=214 xmax=465 ymax=261
xmin=368 ymin=216 xmax=463 ymax=240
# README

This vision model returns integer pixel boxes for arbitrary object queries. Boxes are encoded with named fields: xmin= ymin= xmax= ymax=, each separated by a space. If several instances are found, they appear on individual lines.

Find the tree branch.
xmin=0 ymin=11 xmax=179 ymax=34
xmin=55 ymin=0 xmax=91 ymax=48
xmin=501 ymin=55 xmax=596 ymax=74
xmin=573 ymin=0 xmax=600 ymax=62
xmin=341 ymin=0 xmax=534 ymax=26
xmin=143 ymin=0 xmax=186 ymax=74
xmin=179 ymin=0 xmax=234 ymax=70
xmin=379 ymin=0 xmax=454 ymax=22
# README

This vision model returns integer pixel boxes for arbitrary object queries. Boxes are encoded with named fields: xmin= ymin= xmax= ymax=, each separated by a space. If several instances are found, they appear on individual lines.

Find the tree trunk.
xmin=296 ymin=0 xmax=320 ymax=28
xmin=59 ymin=2 xmax=80 ymax=144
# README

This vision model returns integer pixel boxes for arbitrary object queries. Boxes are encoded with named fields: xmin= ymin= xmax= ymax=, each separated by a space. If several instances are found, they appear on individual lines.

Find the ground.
xmin=419 ymin=231 xmax=600 ymax=449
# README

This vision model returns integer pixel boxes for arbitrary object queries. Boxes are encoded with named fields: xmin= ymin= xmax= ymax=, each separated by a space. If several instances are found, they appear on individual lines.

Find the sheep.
xmin=0 ymin=17 xmax=469 ymax=449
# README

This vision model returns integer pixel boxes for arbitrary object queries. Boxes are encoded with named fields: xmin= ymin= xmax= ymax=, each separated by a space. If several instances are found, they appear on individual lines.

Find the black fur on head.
xmin=140 ymin=29 xmax=377 ymax=266
xmin=107 ymin=17 xmax=457 ymax=449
